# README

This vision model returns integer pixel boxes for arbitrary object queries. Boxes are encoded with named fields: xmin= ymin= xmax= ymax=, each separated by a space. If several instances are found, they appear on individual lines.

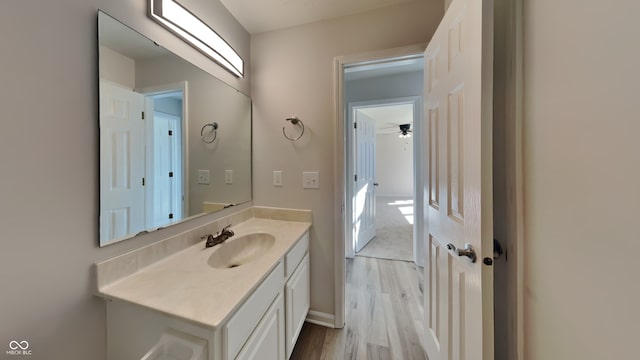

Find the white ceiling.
xmin=357 ymin=103 xmax=414 ymax=134
xmin=99 ymin=12 xmax=168 ymax=60
xmin=219 ymin=0 xmax=420 ymax=34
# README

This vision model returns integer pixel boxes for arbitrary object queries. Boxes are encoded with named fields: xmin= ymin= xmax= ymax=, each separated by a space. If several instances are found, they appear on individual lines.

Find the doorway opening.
xmin=333 ymin=44 xmax=427 ymax=329
xmin=339 ymin=63 xmax=427 ymax=356
xmin=348 ymin=100 xmax=418 ymax=263
xmin=141 ymin=83 xmax=188 ymax=230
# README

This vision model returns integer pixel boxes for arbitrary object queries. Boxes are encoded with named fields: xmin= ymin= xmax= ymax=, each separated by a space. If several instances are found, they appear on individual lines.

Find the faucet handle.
xmin=221 ymin=224 xmax=234 ymax=237
xmin=214 ymin=225 xmax=232 ymax=237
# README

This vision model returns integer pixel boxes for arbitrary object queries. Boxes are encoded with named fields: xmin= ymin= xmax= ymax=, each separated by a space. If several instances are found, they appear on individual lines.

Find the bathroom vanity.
xmin=95 ymin=207 xmax=311 ymax=360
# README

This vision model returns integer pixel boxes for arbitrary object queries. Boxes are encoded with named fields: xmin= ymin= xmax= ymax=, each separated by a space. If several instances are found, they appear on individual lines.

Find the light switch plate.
xmin=225 ymin=170 xmax=233 ymax=184
xmin=302 ymin=171 xmax=319 ymax=189
xmin=198 ymin=169 xmax=210 ymax=185
xmin=273 ymin=171 xmax=283 ymax=186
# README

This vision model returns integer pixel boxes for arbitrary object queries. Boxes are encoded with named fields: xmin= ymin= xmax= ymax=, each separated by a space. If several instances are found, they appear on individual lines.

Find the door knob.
xmin=446 ymin=243 xmax=477 ymax=263
xmin=374 ymin=182 xmax=379 ymax=186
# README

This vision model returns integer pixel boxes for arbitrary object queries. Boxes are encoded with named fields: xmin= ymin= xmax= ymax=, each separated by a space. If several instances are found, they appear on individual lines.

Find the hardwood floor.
xmin=291 ymin=257 xmax=426 ymax=360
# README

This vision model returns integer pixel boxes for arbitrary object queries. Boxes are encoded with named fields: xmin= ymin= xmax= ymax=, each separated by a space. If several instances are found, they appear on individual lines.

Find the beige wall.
xmin=251 ymin=0 xmax=443 ymax=316
xmin=136 ymin=55 xmax=252 ymax=216
xmin=0 ymin=0 xmax=249 ymax=359
xmin=445 ymin=0 xmax=453 ymax=11
xmin=376 ymin=134 xmax=414 ymax=197
xmin=523 ymin=0 xmax=640 ymax=359
xmin=99 ymin=45 xmax=135 ymax=89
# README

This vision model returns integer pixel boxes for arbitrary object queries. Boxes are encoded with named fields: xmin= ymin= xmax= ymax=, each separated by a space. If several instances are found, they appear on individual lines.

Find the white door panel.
xmin=147 ymin=110 xmax=182 ymax=228
xmin=100 ymin=81 xmax=145 ymax=243
xmin=354 ymin=110 xmax=377 ymax=252
xmin=423 ymin=0 xmax=494 ymax=359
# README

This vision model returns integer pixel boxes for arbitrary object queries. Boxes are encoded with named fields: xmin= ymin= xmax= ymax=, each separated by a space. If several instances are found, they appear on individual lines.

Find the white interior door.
xmin=423 ymin=0 xmax=494 ymax=359
xmin=99 ymin=81 xmax=146 ymax=243
xmin=146 ymin=108 xmax=183 ymax=228
xmin=353 ymin=109 xmax=377 ymax=252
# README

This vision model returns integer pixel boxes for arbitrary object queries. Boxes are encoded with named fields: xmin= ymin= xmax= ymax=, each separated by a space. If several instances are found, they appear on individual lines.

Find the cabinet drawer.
xmin=224 ymin=261 xmax=284 ymax=360
xmin=285 ymin=232 xmax=309 ymax=279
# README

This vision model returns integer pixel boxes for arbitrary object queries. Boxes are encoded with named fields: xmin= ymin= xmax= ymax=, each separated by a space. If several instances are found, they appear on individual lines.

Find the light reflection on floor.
xmin=386 ymin=199 xmax=414 ymax=225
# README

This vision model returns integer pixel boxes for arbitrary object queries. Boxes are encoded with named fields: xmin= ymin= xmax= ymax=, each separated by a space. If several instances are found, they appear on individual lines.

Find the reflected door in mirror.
xmin=99 ymin=82 xmax=146 ymax=242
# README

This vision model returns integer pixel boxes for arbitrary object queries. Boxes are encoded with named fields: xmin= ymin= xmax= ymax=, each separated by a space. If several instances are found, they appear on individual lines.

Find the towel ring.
xmin=200 ymin=122 xmax=218 ymax=143
xmin=283 ymin=116 xmax=304 ymax=141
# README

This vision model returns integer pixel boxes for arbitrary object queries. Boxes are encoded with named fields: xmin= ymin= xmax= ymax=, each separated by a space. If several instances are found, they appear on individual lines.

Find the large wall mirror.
xmin=98 ymin=11 xmax=251 ymax=246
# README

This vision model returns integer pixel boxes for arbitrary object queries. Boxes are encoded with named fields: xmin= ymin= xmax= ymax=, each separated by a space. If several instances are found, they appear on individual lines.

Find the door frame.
xmin=332 ymin=1 xmax=524 ymax=353
xmin=345 ymin=97 xmax=422 ymax=264
xmin=505 ymin=0 xmax=524 ymax=357
xmin=333 ymin=43 xmax=426 ymax=328
xmin=138 ymin=81 xmax=189 ymax=220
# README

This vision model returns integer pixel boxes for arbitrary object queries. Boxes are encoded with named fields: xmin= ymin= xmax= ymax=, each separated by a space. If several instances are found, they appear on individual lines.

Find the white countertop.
xmin=96 ymin=218 xmax=311 ymax=330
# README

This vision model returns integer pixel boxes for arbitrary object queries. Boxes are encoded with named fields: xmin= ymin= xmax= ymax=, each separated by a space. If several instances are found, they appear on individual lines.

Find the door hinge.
xmin=169 ymin=172 xmax=174 ymax=178
xmin=168 ymin=130 xmax=173 ymax=136
xmin=142 ymin=177 xmax=145 ymax=186
xmin=168 ymin=213 xmax=174 ymax=219
xmin=141 ymin=111 xmax=145 ymax=120
xmin=354 ymin=122 xmax=357 ymax=129
xmin=354 ymin=174 xmax=358 ymax=181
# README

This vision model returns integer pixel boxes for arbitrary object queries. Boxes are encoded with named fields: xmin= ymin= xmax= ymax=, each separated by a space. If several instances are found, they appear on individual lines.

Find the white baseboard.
xmin=305 ymin=310 xmax=335 ymax=328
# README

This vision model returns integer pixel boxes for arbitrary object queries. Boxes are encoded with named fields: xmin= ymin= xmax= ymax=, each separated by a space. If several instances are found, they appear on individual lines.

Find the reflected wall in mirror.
xmin=98 ymin=11 xmax=251 ymax=246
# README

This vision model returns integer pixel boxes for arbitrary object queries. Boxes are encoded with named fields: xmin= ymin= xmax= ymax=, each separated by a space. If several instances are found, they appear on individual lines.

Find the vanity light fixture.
xmin=148 ymin=0 xmax=244 ymax=77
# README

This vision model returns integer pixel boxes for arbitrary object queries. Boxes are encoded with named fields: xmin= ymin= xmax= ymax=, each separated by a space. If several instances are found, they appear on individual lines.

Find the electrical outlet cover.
xmin=302 ymin=171 xmax=319 ymax=189
xmin=273 ymin=171 xmax=283 ymax=186
xmin=198 ymin=169 xmax=210 ymax=185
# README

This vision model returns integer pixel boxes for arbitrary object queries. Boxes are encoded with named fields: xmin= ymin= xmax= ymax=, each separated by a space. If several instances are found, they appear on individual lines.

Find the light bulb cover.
xmin=149 ymin=0 xmax=244 ymax=77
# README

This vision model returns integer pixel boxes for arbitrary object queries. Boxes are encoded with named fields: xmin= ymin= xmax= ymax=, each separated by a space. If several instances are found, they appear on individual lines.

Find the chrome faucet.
xmin=204 ymin=225 xmax=234 ymax=248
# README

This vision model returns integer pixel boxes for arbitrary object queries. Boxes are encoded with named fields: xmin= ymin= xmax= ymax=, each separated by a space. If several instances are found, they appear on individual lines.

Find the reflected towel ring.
xmin=201 ymin=122 xmax=218 ymax=143
xmin=283 ymin=116 xmax=304 ymax=141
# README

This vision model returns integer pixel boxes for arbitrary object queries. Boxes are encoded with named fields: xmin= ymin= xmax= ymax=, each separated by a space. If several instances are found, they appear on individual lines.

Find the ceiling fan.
xmin=379 ymin=123 xmax=413 ymax=138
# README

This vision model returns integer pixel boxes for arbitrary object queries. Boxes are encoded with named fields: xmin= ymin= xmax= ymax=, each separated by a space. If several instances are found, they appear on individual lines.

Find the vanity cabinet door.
xmin=224 ymin=262 xmax=284 ymax=360
xmin=285 ymin=253 xmax=310 ymax=359
xmin=235 ymin=292 xmax=285 ymax=360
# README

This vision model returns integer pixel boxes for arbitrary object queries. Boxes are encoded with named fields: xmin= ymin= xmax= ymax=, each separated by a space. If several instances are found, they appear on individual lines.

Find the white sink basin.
xmin=207 ymin=233 xmax=276 ymax=269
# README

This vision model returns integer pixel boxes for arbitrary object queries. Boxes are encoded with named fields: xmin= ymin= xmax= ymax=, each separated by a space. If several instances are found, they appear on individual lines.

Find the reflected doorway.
xmin=346 ymin=98 xmax=421 ymax=264
xmin=143 ymin=88 xmax=185 ymax=229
